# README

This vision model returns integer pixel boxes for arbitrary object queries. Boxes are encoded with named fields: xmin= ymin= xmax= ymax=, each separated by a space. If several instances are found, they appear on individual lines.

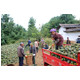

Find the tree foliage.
xmin=27 ymin=17 xmax=41 ymax=41
xmin=40 ymin=14 xmax=80 ymax=37
xmin=28 ymin=17 xmax=36 ymax=28
xmin=1 ymin=14 xmax=80 ymax=45
xmin=1 ymin=14 xmax=27 ymax=45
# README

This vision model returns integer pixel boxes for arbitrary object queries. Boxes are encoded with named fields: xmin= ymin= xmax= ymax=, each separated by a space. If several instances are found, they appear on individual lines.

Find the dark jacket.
xmin=44 ymin=44 xmax=49 ymax=49
xmin=29 ymin=46 xmax=36 ymax=54
xmin=17 ymin=46 xmax=25 ymax=57
xmin=76 ymin=40 xmax=80 ymax=43
xmin=66 ymin=40 xmax=71 ymax=44
xmin=52 ymin=33 xmax=64 ymax=46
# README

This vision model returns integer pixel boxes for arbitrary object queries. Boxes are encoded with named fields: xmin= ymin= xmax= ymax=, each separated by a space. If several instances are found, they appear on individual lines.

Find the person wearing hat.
xmin=50 ymin=28 xmax=64 ymax=50
xmin=17 ymin=42 xmax=25 ymax=66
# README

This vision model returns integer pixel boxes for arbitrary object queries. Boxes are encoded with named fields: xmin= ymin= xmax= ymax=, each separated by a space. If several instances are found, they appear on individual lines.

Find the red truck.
xmin=42 ymin=45 xmax=80 ymax=66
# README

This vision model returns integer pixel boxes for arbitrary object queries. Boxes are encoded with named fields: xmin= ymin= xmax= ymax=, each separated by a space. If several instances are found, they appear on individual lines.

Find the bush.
xmin=11 ymin=40 xmax=15 ymax=43
xmin=44 ymin=38 xmax=53 ymax=46
xmin=15 ymin=39 xmax=27 ymax=43
xmin=30 ymin=38 xmax=36 ymax=43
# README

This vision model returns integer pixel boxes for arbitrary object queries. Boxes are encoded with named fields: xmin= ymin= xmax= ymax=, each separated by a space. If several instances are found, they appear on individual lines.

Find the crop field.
xmin=1 ymin=38 xmax=52 ymax=66
xmin=1 ymin=42 xmax=44 ymax=66
xmin=1 ymin=42 xmax=27 ymax=66
xmin=1 ymin=38 xmax=80 ymax=66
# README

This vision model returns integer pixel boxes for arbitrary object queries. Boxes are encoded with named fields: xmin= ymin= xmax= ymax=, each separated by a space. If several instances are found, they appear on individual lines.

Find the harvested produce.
xmin=49 ymin=43 xmax=80 ymax=65
xmin=50 ymin=43 xmax=80 ymax=59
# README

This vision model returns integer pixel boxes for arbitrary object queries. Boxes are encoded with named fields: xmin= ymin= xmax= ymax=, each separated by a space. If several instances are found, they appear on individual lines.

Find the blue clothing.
xmin=28 ymin=40 xmax=31 ymax=45
xmin=19 ymin=57 xmax=24 ymax=66
xmin=44 ymin=45 xmax=49 ymax=49
xmin=25 ymin=40 xmax=31 ymax=48
xmin=76 ymin=40 xmax=80 ymax=43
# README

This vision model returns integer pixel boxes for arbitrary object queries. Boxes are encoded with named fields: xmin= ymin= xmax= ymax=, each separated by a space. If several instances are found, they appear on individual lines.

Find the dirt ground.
xmin=14 ymin=49 xmax=44 ymax=66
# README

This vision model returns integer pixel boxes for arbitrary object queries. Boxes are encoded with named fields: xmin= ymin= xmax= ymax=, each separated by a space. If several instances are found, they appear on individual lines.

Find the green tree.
xmin=1 ymin=14 xmax=10 ymax=23
xmin=27 ymin=17 xmax=36 ymax=38
xmin=49 ymin=16 xmax=60 ymax=29
xmin=28 ymin=17 xmax=36 ymax=28
xmin=59 ymin=14 xmax=75 ymax=23
xmin=40 ymin=14 xmax=80 ymax=38
xmin=1 ymin=14 xmax=28 ymax=45
xmin=41 ymin=23 xmax=51 ymax=37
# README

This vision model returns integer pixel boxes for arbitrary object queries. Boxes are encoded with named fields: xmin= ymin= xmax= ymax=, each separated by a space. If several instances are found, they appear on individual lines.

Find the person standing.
xmin=17 ymin=42 xmax=25 ymax=66
xmin=50 ymin=28 xmax=64 ymax=50
xmin=40 ymin=38 xmax=45 ymax=48
xmin=34 ymin=40 xmax=39 ymax=53
xmin=66 ymin=37 xmax=71 ymax=44
xmin=37 ymin=40 xmax=39 ymax=46
xmin=29 ymin=43 xmax=36 ymax=65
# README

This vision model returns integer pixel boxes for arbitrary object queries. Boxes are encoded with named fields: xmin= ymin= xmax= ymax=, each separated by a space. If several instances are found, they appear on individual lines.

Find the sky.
xmin=0 ymin=0 xmax=80 ymax=30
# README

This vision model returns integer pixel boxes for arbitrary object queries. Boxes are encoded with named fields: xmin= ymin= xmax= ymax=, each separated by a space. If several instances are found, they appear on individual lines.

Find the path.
xmin=14 ymin=49 xmax=44 ymax=66
xmin=35 ymin=49 xmax=43 ymax=66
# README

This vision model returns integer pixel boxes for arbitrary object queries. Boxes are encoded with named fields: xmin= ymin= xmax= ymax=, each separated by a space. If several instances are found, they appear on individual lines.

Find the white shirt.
xmin=34 ymin=41 xmax=38 ymax=47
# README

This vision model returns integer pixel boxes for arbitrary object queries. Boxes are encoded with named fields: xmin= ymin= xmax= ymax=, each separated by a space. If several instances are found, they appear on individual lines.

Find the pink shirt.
xmin=34 ymin=41 xmax=38 ymax=47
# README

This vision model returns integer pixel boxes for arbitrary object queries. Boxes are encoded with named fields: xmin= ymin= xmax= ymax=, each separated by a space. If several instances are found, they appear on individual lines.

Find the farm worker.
xmin=43 ymin=43 xmax=49 ymax=49
xmin=76 ymin=37 xmax=80 ymax=43
xmin=37 ymin=40 xmax=39 ymax=46
xmin=40 ymin=38 xmax=45 ymax=48
xmin=34 ymin=40 xmax=39 ymax=53
xmin=50 ymin=28 xmax=64 ymax=50
xmin=66 ymin=37 xmax=71 ymax=44
xmin=25 ymin=39 xmax=31 ymax=48
xmin=29 ymin=43 xmax=36 ymax=65
xmin=17 ymin=42 xmax=25 ymax=66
